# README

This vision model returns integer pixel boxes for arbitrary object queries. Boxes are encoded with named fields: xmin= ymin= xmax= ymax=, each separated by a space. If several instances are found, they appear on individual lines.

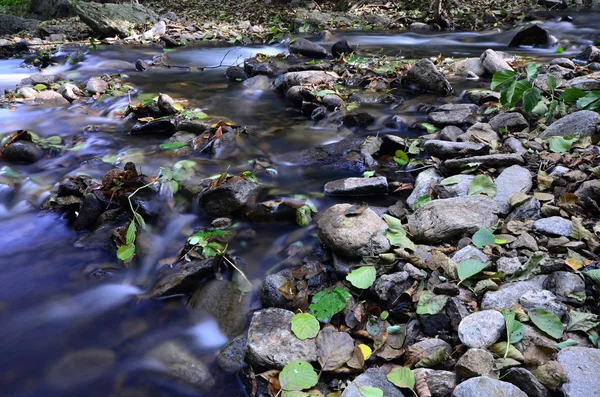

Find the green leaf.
xmin=386 ymin=367 xmax=415 ymax=390
xmin=363 ymin=170 xmax=375 ymax=178
xmin=412 ymin=194 xmax=432 ymax=210
xmin=509 ymin=321 xmax=525 ymax=344
xmin=457 ymin=259 xmax=487 ymax=282
xmin=556 ymin=339 xmax=580 ymax=349
xmin=291 ymin=313 xmax=320 ymax=340
xmin=547 ymin=75 xmax=557 ymax=93
xmin=522 ymin=87 xmax=541 ymax=113
xmin=309 ymin=287 xmax=351 ymax=323
xmin=555 ymin=46 xmax=565 ymax=53
xmin=509 ymin=252 xmax=547 ymax=282
xmin=408 ymin=140 xmax=422 ymax=154
xmin=314 ymin=89 xmax=336 ymax=97
xmin=357 ymin=386 xmax=383 ymax=397
xmin=526 ymin=63 xmax=539 ymax=82
xmin=491 ymin=70 xmax=518 ymax=90
xmin=584 ymin=269 xmax=600 ymax=286
xmin=173 ymin=103 xmax=184 ymax=112
xmin=159 ymin=141 xmax=188 ymax=150
xmin=421 ymin=123 xmax=437 ymax=133
xmin=547 ymin=136 xmax=578 ymax=153
xmin=500 ymin=79 xmax=518 ymax=107
xmin=560 ymin=88 xmax=586 ymax=104
xmin=33 ymin=84 xmax=47 ymax=91
xmin=577 ymin=91 xmax=600 ymax=109
xmin=529 ymin=308 xmax=564 ymax=340
xmin=125 ymin=221 xmax=136 ymax=245
xmin=472 ymin=227 xmax=496 ymax=249
xmin=468 ymin=175 xmax=497 ymax=198
xmin=416 ymin=291 xmax=448 ymax=315
xmin=296 ymin=205 xmax=312 ymax=227
xmin=489 ymin=342 xmax=524 ymax=361
xmin=134 ymin=212 xmax=146 ymax=229
xmin=382 ymin=215 xmax=416 ymax=251
xmin=440 ymin=176 xmax=461 ymax=186
xmin=508 ymin=80 xmax=533 ymax=108
xmin=117 ymin=243 xmax=135 ymax=261
xmin=240 ymin=170 xmax=259 ymax=183
xmin=279 ymin=360 xmax=318 ymax=391
xmin=394 ymin=150 xmax=409 ymax=166
xmin=346 ymin=266 xmax=377 ymax=289
xmin=545 ymin=99 xmax=558 ymax=124
xmin=566 ymin=310 xmax=600 ymax=332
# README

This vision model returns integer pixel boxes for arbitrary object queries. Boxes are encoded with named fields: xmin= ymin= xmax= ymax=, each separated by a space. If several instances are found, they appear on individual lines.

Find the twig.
xmin=395 ymin=164 xmax=435 ymax=173
xmin=204 ymin=48 xmax=236 ymax=69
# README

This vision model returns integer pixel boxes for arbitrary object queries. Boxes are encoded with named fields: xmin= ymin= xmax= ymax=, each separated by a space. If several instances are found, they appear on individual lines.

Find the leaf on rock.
xmin=457 ymin=259 xmax=487 ymax=282
xmin=386 ymin=366 xmax=415 ymax=390
xmin=584 ymin=269 xmax=600 ymax=286
xmin=489 ymin=342 xmax=524 ymax=361
xmin=357 ymin=386 xmax=383 ymax=397
xmin=556 ymin=339 xmax=580 ymax=350
xmin=472 ymin=227 xmax=496 ymax=249
xmin=346 ymin=266 xmax=377 ymax=289
xmin=316 ymin=326 xmax=355 ymax=371
xmin=414 ymin=349 xmax=451 ymax=368
xmin=117 ymin=243 xmax=135 ymax=261
xmin=547 ymin=136 xmax=578 ymax=153
xmin=412 ymin=194 xmax=433 ymax=210
xmin=309 ymin=287 xmax=351 ymax=323
xmin=529 ymin=308 xmax=564 ymax=340
xmin=509 ymin=252 xmax=547 ymax=281
xmin=279 ymin=360 xmax=318 ymax=391
xmin=566 ymin=310 xmax=600 ymax=332
xmin=468 ymin=175 xmax=497 ymax=198
xmin=440 ymin=176 xmax=461 ymax=186
xmin=291 ymin=313 xmax=320 ymax=340
xmin=383 ymin=214 xmax=416 ymax=252
xmin=416 ymin=291 xmax=448 ymax=315
xmin=394 ymin=150 xmax=409 ymax=166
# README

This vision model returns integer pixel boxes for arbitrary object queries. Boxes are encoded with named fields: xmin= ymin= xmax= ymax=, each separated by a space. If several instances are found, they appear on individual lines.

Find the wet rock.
xmin=576 ymin=45 xmax=600 ymax=63
xmin=458 ymin=310 xmax=505 ymax=348
xmin=18 ymin=86 xmax=37 ymax=100
xmin=86 ymin=77 xmax=108 ymax=95
xmin=533 ymin=217 xmax=572 ymax=237
xmin=574 ymin=179 xmax=600 ymax=202
xmin=504 ymin=368 xmax=551 ymax=397
xmin=407 ymin=168 xmax=443 ymax=208
xmin=519 ymin=290 xmax=567 ymax=319
xmin=135 ymin=59 xmax=148 ymax=71
xmin=217 ymin=335 xmax=247 ymax=373
xmin=481 ymin=49 xmax=514 ymax=75
xmin=504 ymin=137 xmax=528 ymax=154
xmin=408 ymin=196 xmax=500 ymax=244
xmin=373 ymin=271 xmax=412 ymax=305
xmin=331 ymin=40 xmax=353 ymax=58
xmin=324 ymin=176 xmax=388 ymax=196
xmin=404 ymin=58 xmax=453 ymax=95
xmin=489 ymin=113 xmax=529 ymax=133
xmin=197 ymin=178 xmax=259 ymax=217
xmin=453 ymin=58 xmax=486 ymax=77
xmin=466 ymin=90 xmax=501 ymax=105
xmin=146 ymin=341 xmax=215 ymax=390
xmin=509 ymin=25 xmax=551 ymax=48
xmin=2 ymin=141 xmax=43 ymax=164
xmin=549 ymin=57 xmax=575 ymax=69
xmin=456 ymin=349 xmax=497 ymax=379
xmin=157 ymin=93 xmax=178 ymax=115
xmin=439 ymin=125 xmax=464 ymax=141
xmin=444 ymin=154 xmax=524 ymax=170
xmin=412 ymin=369 xmax=457 ymax=397
xmin=481 ymin=276 xmax=547 ymax=309
xmin=342 ymin=367 xmax=403 ymax=397
xmin=274 ymin=70 xmax=336 ymax=92
xmin=452 ymin=245 xmax=489 ymax=264
xmin=342 ymin=112 xmax=375 ymax=127
xmin=151 ymin=259 xmax=213 ymax=297
xmin=289 ymin=38 xmax=329 ymax=58
xmin=557 ymin=347 xmax=600 ymax=397
xmin=71 ymin=1 xmax=158 ymax=37
xmin=322 ymin=93 xmax=344 ymax=109
xmin=246 ymin=308 xmax=318 ymax=369
xmin=494 ymin=166 xmax=533 ymax=215
xmin=225 ymin=66 xmax=248 ymax=81
xmin=436 ymin=175 xmax=474 ymax=198
xmin=458 ymin=122 xmax=499 ymax=143
xmin=0 ymin=14 xmax=39 ymax=35
xmin=58 ymin=82 xmax=82 ymax=102
xmin=453 ymin=376 xmax=527 ymax=397
xmin=424 ymin=140 xmax=488 ymax=158
xmin=428 ymin=104 xmax=479 ymax=126
xmin=261 ymin=269 xmax=294 ymax=309
xmin=544 ymin=271 xmax=586 ymax=306
xmin=46 ymin=348 xmax=116 ymax=390
xmin=73 ymin=192 xmax=103 ymax=231
xmin=567 ymin=76 xmax=600 ymax=91
xmin=317 ymin=203 xmax=390 ymax=258
xmin=35 ymin=90 xmax=70 ymax=105
xmin=538 ymin=110 xmax=600 ymax=138
xmin=506 ymin=198 xmax=541 ymax=222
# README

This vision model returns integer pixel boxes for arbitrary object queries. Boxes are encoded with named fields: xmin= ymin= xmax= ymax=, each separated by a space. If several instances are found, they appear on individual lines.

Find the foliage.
xmin=468 ymin=175 xmax=497 ymax=198
xmin=346 ymin=266 xmax=377 ymax=289
xmin=457 ymin=259 xmax=487 ymax=283
xmin=291 ymin=313 xmax=320 ymax=340
xmin=386 ymin=366 xmax=415 ymax=390
xmin=528 ymin=308 xmax=563 ymax=340
xmin=472 ymin=227 xmax=496 ymax=249
xmin=382 ymin=214 xmax=416 ymax=251
xmin=278 ymin=360 xmax=318 ymax=391
xmin=309 ymin=287 xmax=351 ymax=323
xmin=158 ymin=160 xmax=196 ymax=196
xmin=416 ymin=291 xmax=448 ymax=315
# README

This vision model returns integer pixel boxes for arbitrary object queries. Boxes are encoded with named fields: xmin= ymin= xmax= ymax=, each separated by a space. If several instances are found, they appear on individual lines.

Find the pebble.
xmin=458 ymin=310 xmax=505 ymax=348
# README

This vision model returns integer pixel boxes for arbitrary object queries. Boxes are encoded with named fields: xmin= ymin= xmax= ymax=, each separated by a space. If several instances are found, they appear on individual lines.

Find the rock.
xmin=481 ymin=276 xmax=547 ymax=309
xmin=456 ymin=349 xmax=497 ymax=379
xmin=503 ymin=368 xmax=551 ymax=397
xmin=342 ymin=112 xmax=375 ymax=127
xmin=413 ymin=338 xmax=453 ymax=358
xmin=420 ymin=312 xmax=452 ymax=337
xmin=452 ymin=376 xmax=527 ymax=397
xmin=18 ymin=86 xmax=38 ymax=100
xmin=86 ymin=78 xmax=108 ymax=95
xmin=71 ymin=1 xmax=158 ymax=37
xmin=159 ymin=34 xmax=180 ymax=49
xmin=0 ymin=14 xmax=39 ymax=35
xmin=146 ymin=341 xmax=214 ymax=389
xmin=2 ymin=141 xmax=43 ymax=164
xmin=539 ymin=110 xmax=600 ymax=138
xmin=414 ymin=369 xmax=458 ymax=397
xmin=575 ymin=45 xmax=600 ymax=63
xmin=466 ymin=90 xmax=501 ymax=105
xmin=489 ymin=113 xmax=529 ymax=133
xmin=29 ymin=0 xmax=71 ymax=19
xmin=322 ymin=93 xmax=344 ymax=109
xmin=151 ymin=259 xmax=214 ymax=297
xmin=452 ymin=246 xmax=489 ymax=264
xmin=496 ymin=257 xmax=523 ymax=277
xmin=567 ymin=76 xmax=600 ymax=91
xmin=317 ymin=203 xmax=390 ymax=258
xmin=246 ymin=308 xmax=318 ymax=369
xmin=574 ymin=179 xmax=600 ymax=202
xmin=506 ymin=198 xmax=542 ymax=222
xmin=197 ymin=178 xmax=259 ymax=217
xmin=58 ymin=83 xmax=82 ymax=102
xmin=504 ymin=137 xmax=528 ymax=154
xmin=404 ymin=58 xmax=453 ymax=95
xmin=46 ymin=348 xmax=116 ymax=389
xmin=73 ymin=192 xmax=103 ymax=231
xmin=424 ymin=140 xmax=488 ymax=158
xmin=216 ymin=335 xmax=247 ymax=373
xmin=557 ymin=347 xmax=600 ymax=397
xmin=509 ymin=25 xmax=551 ymax=48
xmin=458 ymin=123 xmax=499 ymax=143
xmin=439 ymin=126 xmax=464 ymax=141
xmin=494 ymin=166 xmax=533 ymax=215
xmin=410 ymin=22 xmax=432 ymax=31
xmin=285 ymin=86 xmax=315 ymax=106
xmin=520 ymin=290 xmax=567 ymax=319
xmin=407 ymin=168 xmax=443 ymax=208
xmin=35 ymin=90 xmax=70 ymax=106
xmin=408 ymin=196 xmax=500 ymax=244
xmin=533 ymin=217 xmax=572 ymax=237
xmin=428 ymin=104 xmax=480 ymax=126
xmin=453 ymin=58 xmax=486 ymax=77
xmin=261 ymin=269 xmax=294 ymax=310
xmin=135 ymin=59 xmax=148 ymax=71
xmin=225 ymin=66 xmax=248 ymax=81
xmin=481 ymin=49 xmax=514 ymax=75
xmin=550 ymin=58 xmax=575 ymax=69
xmin=188 ymin=280 xmax=251 ymax=337
xmin=274 ymin=71 xmax=337 ymax=92
xmin=543 ymin=271 xmax=586 ymax=306
xmin=444 ymin=154 xmax=524 ymax=170
xmin=535 ymin=361 xmax=568 ymax=392
xmin=157 ymin=93 xmax=178 ymax=115
xmin=331 ymin=40 xmax=353 ymax=58
xmin=458 ymin=310 xmax=505 ymax=348
xmin=342 ymin=368 xmax=404 ymax=397
xmin=324 ymin=176 xmax=388 ymax=196
xmin=511 ymin=233 xmax=539 ymax=252
xmin=373 ymin=271 xmax=412 ymax=305
xmin=436 ymin=175 xmax=475 ymax=199
xmin=289 ymin=38 xmax=329 ymax=58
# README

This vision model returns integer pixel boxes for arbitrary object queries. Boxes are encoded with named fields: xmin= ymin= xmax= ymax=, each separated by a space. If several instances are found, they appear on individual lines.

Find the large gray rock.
xmin=246 ymin=308 xmax=318 ymax=369
xmin=274 ymin=70 xmax=337 ymax=92
xmin=424 ymin=140 xmax=488 ymax=158
xmin=0 ymin=14 xmax=39 ymax=35
xmin=289 ymin=38 xmax=329 ymax=58
xmin=539 ymin=110 xmax=600 ymax=138
xmin=436 ymin=175 xmax=475 ymax=198
xmin=574 ymin=179 xmax=600 ymax=202
xmin=567 ymin=76 xmax=600 ymax=91
xmin=444 ymin=154 xmax=524 ymax=170
xmin=408 ymin=196 xmax=500 ymax=244
xmin=412 ymin=369 xmax=458 ymax=397
xmin=456 ymin=349 xmax=497 ymax=379
xmin=489 ymin=112 xmax=529 ymax=133
xmin=342 ymin=368 xmax=404 ymax=397
xmin=503 ymin=368 xmax=551 ymax=397
xmin=453 ymin=58 xmax=486 ymax=77
xmin=481 ymin=276 xmax=547 ymax=309
xmin=458 ymin=310 xmax=505 ymax=348
xmin=533 ymin=216 xmax=572 ymax=237
xmin=317 ymin=203 xmax=390 ymax=258
xmin=544 ymin=271 xmax=586 ymax=306
xmin=428 ymin=104 xmax=480 ymax=126
xmin=519 ymin=290 xmax=567 ymax=319
xmin=405 ymin=58 xmax=453 ymax=95
xmin=324 ymin=176 xmax=388 ymax=196
xmin=71 ymin=1 xmax=158 ymax=37
xmin=494 ymin=165 xmax=533 ymax=215
xmin=35 ymin=90 xmax=70 ymax=106
xmin=452 ymin=376 xmax=527 ymax=397
xmin=557 ymin=347 xmax=600 ymax=397
xmin=407 ymin=168 xmax=443 ymax=209
xmin=481 ymin=49 xmax=514 ymax=75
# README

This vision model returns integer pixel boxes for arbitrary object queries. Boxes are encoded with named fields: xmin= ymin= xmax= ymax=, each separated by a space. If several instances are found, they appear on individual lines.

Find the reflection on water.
xmin=0 ymin=15 xmax=599 ymax=396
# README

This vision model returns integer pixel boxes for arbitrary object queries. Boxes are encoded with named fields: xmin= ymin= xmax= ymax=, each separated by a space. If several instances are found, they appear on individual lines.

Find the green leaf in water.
xmin=363 ymin=170 xmax=375 ymax=178
xmin=296 ymin=205 xmax=312 ymax=227
xmin=159 ymin=141 xmax=188 ymax=150
xmin=117 ymin=243 xmax=135 ymax=261
xmin=421 ymin=123 xmax=437 ymax=133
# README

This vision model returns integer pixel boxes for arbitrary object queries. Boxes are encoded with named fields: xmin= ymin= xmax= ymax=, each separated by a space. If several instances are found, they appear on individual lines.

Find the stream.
xmin=0 ymin=12 xmax=598 ymax=397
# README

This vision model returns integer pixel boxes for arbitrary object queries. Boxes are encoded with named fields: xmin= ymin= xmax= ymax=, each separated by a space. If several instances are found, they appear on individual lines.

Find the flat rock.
xmin=197 ymin=178 xmax=260 ymax=217
xmin=405 ymin=58 xmax=453 ymax=95
xmin=550 ymin=57 xmax=575 ymax=69
xmin=246 ymin=308 xmax=318 ymax=369
xmin=71 ymin=1 xmax=158 ymax=37
xmin=289 ymin=38 xmax=329 ymax=58
xmin=481 ymin=276 xmax=547 ymax=309
xmin=408 ymin=196 xmax=500 ymax=244
xmin=533 ymin=216 xmax=572 ymax=237
xmin=456 ymin=348 xmax=497 ymax=379
xmin=504 ymin=137 xmax=527 ymax=154
xmin=428 ymin=104 xmax=480 ymax=126
xmin=274 ymin=70 xmax=337 ymax=92
xmin=407 ymin=168 xmax=443 ymax=209
xmin=481 ymin=49 xmax=514 ymax=75
xmin=506 ymin=198 xmax=542 ymax=222
xmin=567 ymin=76 xmax=600 ymax=91
xmin=458 ymin=310 xmax=505 ymax=348
xmin=496 ymin=257 xmax=523 ymax=277
xmin=557 ymin=347 xmax=600 ymax=397
xmin=341 ymin=368 xmax=404 ymax=397
xmin=539 ymin=110 xmax=600 ymax=138
xmin=489 ymin=112 xmax=529 ymax=133
xmin=519 ymin=290 xmax=567 ymax=319
xmin=452 ymin=376 xmax=527 ymax=397
xmin=439 ymin=125 xmax=465 ymax=141
xmin=424 ymin=140 xmax=488 ymax=158
xmin=444 ymin=154 xmax=524 ymax=170
xmin=324 ymin=176 xmax=388 ymax=196
xmin=458 ymin=122 xmax=499 ymax=143
xmin=494 ymin=165 xmax=533 ymax=215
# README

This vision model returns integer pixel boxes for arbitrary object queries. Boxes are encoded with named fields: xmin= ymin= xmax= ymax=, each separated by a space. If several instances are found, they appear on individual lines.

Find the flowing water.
xmin=0 ymin=13 xmax=598 ymax=397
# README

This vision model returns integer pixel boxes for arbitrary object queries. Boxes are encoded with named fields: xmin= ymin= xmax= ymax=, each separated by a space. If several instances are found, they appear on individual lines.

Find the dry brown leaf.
xmin=316 ymin=326 xmax=355 ymax=371
xmin=523 ymin=344 xmax=556 ymax=367
xmin=414 ymin=369 xmax=432 ymax=397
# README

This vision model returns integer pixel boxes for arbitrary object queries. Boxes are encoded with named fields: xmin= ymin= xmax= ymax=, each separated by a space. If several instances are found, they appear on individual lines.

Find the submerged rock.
xmin=2 ymin=141 xmax=43 ymax=164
